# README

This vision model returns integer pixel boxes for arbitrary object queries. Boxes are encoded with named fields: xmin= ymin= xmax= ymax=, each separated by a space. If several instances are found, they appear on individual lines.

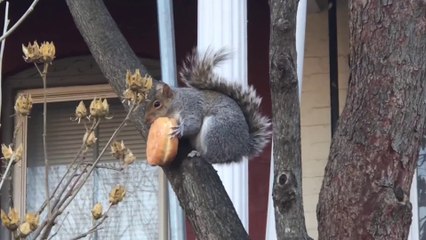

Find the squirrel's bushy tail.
xmin=180 ymin=48 xmax=271 ymax=158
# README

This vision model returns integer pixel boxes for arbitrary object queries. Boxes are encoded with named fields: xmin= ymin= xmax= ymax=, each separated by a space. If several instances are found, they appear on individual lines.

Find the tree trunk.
xmin=65 ymin=0 xmax=248 ymax=239
xmin=269 ymin=0 xmax=311 ymax=239
xmin=317 ymin=1 xmax=426 ymax=239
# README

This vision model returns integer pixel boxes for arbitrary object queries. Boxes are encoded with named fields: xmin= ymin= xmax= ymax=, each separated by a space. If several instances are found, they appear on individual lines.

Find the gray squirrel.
xmin=144 ymin=49 xmax=271 ymax=164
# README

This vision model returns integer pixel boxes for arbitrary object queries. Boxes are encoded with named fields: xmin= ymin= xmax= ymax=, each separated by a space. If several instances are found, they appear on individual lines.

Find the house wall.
xmin=301 ymin=1 xmax=349 ymax=238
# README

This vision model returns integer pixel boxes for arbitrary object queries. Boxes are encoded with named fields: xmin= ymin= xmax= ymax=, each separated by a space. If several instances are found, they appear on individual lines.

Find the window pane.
xmin=26 ymin=100 xmax=159 ymax=239
xmin=418 ymin=149 xmax=426 ymax=239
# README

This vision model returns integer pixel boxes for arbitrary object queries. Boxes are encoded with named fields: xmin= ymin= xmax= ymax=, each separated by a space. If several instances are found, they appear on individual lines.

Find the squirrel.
xmin=144 ymin=49 xmax=271 ymax=164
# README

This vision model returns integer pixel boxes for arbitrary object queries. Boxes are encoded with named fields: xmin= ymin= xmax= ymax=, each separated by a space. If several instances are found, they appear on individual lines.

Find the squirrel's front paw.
xmin=170 ymin=124 xmax=183 ymax=138
xmin=188 ymin=150 xmax=201 ymax=158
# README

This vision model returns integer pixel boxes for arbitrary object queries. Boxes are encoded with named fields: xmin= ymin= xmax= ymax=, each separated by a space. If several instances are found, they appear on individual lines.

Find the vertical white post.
xmin=197 ymin=0 xmax=249 ymax=231
xmin=265 ymin=0 xmax=307 ymax=239
xmin=156 ymin=0 xmax=186 ymax=239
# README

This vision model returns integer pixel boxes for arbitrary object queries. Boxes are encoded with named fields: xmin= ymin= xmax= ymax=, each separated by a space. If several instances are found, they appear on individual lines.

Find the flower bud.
xmin=123 ymin=150 xmax=136 ymax=165
xmin=83 ymin=131 xmax=97 ymax=148
xmin=143 ymin=75 xmax=153 ymax=91
xmin=25 ymin=213 xmax=39 ymax=231
xmin=109 ymin=185 xmax=126 ymax=205
xmin=91 ymin=203 xmax=103 ymax=220
xmin=22 ymin=41 xmax=40 ymax=63
xmin=123 ymin=70 xmax=153 ymax=104
xmin=123 ymin=89 xmax=145 ymax=104
xmin=126 ymin=69 xmax=144 ymax=91
xmin=89 ymin=97 xmax=109 ymax=118
xmin=1 ymin=208 xmax=20 ymax=231
xmin=111 ymin=140 xmax=126 ymax=160
xmin=75 ymin=101 xmax=88 ymax=123
xmin=18 ymin=222 xmax=32 ymax=237
xmin=15 ymin=94 xmax=33 ymax=116
xmin=39 ymin=41 xmax=56 ymax=63
xmin=1 ymin=144 xmax=13 ymax=161
xmin=102 ymin=99 xmax=110 ymax=116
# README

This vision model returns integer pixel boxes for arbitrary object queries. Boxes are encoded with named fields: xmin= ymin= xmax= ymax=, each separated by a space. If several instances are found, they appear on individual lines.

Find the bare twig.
xmin=39 ymin=62 xmax=51 ymax=217
xmin=35 ymin=104 xmax=137 ymax=239
xmin=58 ymin=105 xmax=135 ymax=211
xmin=84 ymin=162 xmax=124 ymax=172
xmin=0 ymin=0 xmax=39 ymax=42
xmin=12 ymin=117 xmax=23 ymax=142
xmin=48 ymin=120 xmax=101 ymax=211
xmin=0 ymin=116 xmax=23 ymax=191
xmin=37 ymin=120 xmax=99 ymax=215
xmin=47 ymin=211 xmax=70 ymax=240
xmin=70 ymin=204 xmax=113 ymax=240
xmin=0 ymin=1 xmax=10 ymax=124
xmin=0 ymin=157 xmax=14 ymax=190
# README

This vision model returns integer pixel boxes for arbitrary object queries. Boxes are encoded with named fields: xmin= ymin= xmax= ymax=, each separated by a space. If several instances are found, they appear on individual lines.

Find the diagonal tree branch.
xmin=65 ymin=0 xmax=248 ymax=238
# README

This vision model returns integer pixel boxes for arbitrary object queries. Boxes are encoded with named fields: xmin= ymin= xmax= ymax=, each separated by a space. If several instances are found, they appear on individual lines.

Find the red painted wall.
xmin=1 ymin=0 xmax=271 ymax=239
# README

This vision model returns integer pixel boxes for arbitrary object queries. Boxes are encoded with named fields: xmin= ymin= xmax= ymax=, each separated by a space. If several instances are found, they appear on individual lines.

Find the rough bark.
xmin=65 ymin=0 xmax=248 ymax=239
xmin=317 ymin=1 xmax=426 ymax=239
xmin=269 ymin=0 xmax=311 ymax=239
xmin=165 ymin=141 xmax=249 ymax=239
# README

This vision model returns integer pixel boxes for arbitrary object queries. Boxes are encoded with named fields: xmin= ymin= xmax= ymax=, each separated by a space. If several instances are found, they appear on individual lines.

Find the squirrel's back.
xmin=179 ymin=49 xmax=271 ymax=158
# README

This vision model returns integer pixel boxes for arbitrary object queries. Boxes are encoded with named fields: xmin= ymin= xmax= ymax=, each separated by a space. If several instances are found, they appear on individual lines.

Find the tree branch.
xmin=269 ymin=0 xmax=311 ymax=239
xmin=0 ymin=1 xmax=10 ymax=123
xmin=0 ymin=0 xmax=39 ymax=42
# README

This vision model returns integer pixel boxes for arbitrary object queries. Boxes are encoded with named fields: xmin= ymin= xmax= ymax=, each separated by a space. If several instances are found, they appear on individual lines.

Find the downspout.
xmin=265 ymin=0 xmax=307 ymax=238
xmin=328 ymin=0 xmax=339 ymax=135
xmin=156 ymin=1 xmax=186 ymax=239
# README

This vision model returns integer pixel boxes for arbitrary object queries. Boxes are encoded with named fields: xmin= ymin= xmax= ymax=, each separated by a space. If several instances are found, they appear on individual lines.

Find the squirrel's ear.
xmin=161 ymin=84 xmax=174 ymax=98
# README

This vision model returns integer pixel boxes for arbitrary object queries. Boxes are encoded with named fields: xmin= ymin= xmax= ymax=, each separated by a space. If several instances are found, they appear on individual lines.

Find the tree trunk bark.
xmin=65 ymin=0 xmax=248 ymax=239
xmin=317 ymin=1 xmax=426 ymax=239
xmin=269 ymin=0 xmax=311 ymax=239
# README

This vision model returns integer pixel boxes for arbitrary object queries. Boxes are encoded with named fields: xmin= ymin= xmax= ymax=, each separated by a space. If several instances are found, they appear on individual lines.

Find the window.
xmin=12 ymin=85 xmax=179 ymax=239
xmin=408 ymin=148 xmax=426 ymax=240
xmin=409 ymin=149 xmax=426 ymax=240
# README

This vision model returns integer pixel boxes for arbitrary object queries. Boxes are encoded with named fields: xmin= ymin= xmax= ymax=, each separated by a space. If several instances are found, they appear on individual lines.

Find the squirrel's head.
xmin=144 ymin=83 xmax=174 ymax=125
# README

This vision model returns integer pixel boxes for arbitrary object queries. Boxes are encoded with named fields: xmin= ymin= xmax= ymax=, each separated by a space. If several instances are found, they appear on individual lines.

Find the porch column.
xmin=197 ymin=0 xmax=249 ymax=230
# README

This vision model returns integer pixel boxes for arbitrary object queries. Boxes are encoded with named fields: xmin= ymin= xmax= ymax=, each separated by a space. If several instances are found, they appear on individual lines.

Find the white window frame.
xmin=13 ymin=84 xmax=170 ymax=238
xmin=409 ymin=148 xmax=426 ymax=240
xmin=409 ymin=169 xmax=420 ymax=240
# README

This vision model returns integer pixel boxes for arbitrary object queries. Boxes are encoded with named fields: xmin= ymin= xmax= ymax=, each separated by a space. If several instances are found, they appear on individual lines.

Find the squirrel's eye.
xmin=153 ymin=100 xmax=161 ymax=109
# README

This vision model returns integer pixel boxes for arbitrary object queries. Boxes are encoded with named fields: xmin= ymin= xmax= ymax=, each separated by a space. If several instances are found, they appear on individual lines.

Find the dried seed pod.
xmin=109 ymin=185 xmax=126 ymax=205
xmin=15 ymin=94 xmax=33 ymax=116
xmin=91 ymin=203 xmax=103 ymax=220
xmin=1 ymin=144 xmax=13 ymax=161
xmin=1 ymin=208 xmax=20 ymax=231
xmin=102 ymin=99 xmax=110 ymax=116
xmin=25 ymin=213 xmax=39 ymax=231
xmin=123 ymin=150 xmax=136 ymax=165
xmin=83 ymin=131 xmax=97 ymax=148
xmin=89 ymin=97 xmax=109 ymax=118
xmin=18 ymin=222 xmax=32 ymax=237
xmin=111 ymin=140 xmax=126 ymax=160
xmin=75 ymin=101 xmax=88 ymax=123
xmin=39 ymin=41 xmax=56 ymax=63
xmin=123 ymin=69 xmax=153 ymax=104
xmin=22 ymin=41 xmax=41 ymax=63
xmin=126 ymin=69 xmax=144 ymax=91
